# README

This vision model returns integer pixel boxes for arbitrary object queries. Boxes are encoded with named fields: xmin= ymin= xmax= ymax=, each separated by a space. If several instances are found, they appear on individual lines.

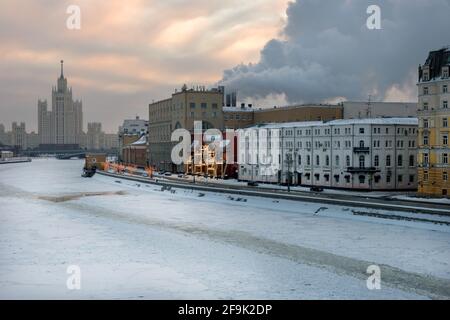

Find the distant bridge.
xmin=22 ymin=149 xmax=118 ymax=158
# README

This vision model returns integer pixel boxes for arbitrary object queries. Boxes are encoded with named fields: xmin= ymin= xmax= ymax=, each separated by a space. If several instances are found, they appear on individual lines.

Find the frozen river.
xmin=1 ymin=159 xmax=449 ymax=299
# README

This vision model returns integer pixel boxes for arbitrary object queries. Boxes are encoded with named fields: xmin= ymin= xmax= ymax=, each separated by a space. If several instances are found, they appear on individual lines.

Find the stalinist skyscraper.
xmin=38 ymin=61 xmax=83 ymax=146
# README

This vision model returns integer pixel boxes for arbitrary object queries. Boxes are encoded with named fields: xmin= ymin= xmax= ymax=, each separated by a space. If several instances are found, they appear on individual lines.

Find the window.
xmin=359 ymin=128 xmax=365 ymax=134
xmin=346 ymin=155 xmax=351 ymax=167
xmin=326 ymin=156 xmax=330 ymax=166
xmin=423 ymin=102 xmax=429 ymax=110
xmin=424 ymin=171 xmax=429 ymax=181
xmin=444 ymin=118 xmax=448 ymax=128
xmin=444 ymin=101 xmax=448 ymax=109
xmin=374 ymin=155 xmax=379 ymax=167
xmin=398 ymin=155 xmax=403 ymax=167
xmin=423 ymin=135 xmax=429 ymax=145
xmin=409 ymin=155 xmax=415 ymax=167
xmin=316 ymin=155 xmax=320 ymax=166
xmin=345 ymin=175 xmax=351 ymax=183
xmin=298 ymin=155 xmax=301 ymax=165
xmin=359 ymin=140 xmax=365 ymax=148
xmin=201 ymin=103 xmax=207 ymax=109
xmin=409 ymin=175 xmax=415 ymax=183
xmin=359 ymin=175 xmax=365 ymax=184
xmin=443 ymin=153 xmax=449 ymax=164
xmin=386 ymin=175 xmax=391 ymax=184
xmin=444 ymin=172 xmax=448 ymax=181
xmin=374 ymin=175 xmax=381 ymax=183
xmin=424 ymin=153 xmax=429 ymax=165
xmin=335 ymin=155 xmax=340 ymax=166
xmin=212 ymin=103 xmax=218 ymax=109
xmin=398 ymin=175 xmax=403 ymax=183
xmin=423 ymin=87 xmax=429 ymax=95
xmin=423 ymin=119 xmax=429 ymax=128
xmin=307 ymin=155 xmax=311 ymax=166
xmin=444 ymin=135 xmax=448 ymax=145
xmin=359 ymin=155 xmax=365 ymax=168
xmin=444 ymin=85 xmax=448 ymax=93
xmin=386 ymin=155 xmax=391 ymax=167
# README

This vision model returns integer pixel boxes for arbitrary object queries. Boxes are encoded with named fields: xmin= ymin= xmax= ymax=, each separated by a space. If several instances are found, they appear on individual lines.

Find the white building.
xmin=238 ymin=118 xmax=419 ymax=191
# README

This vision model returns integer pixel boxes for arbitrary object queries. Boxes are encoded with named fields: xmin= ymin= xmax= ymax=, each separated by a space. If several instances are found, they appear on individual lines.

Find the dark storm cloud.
xmin=220 ymin=0 xmax=450 ymax=104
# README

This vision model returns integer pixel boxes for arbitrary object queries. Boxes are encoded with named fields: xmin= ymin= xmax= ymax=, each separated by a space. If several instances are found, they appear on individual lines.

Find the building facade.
xmin=238 ymin=118 xmax=418 ymax=191
xmin=343 ymin=101 xmax=417 ymax=119
xmin=38 ymin=61 xmax=83 ymax=146
xmin=417 ymin=47 xmax=450 ymax=197
xmin=11 ymin=122 xmax=27 ymax=149
xmin=148 ymin=85 xmax=224 ymax=172
xmin=118 ymin=116 xmax=148 ymax=161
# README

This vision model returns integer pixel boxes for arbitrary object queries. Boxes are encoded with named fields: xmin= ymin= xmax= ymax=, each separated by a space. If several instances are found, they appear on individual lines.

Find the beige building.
xmin=148 ymin=85 xmax=224 ymax=172
xmin=224 ymin=104 xmax=343 ymax=129
xmin=417 ymin=47 xmax=450 ymax=197
xmin=343 ymin=101 xmax=417 ymax=119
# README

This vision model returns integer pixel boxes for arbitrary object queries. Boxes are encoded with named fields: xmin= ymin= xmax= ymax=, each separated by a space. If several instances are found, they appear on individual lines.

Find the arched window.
xmin=374 ymin=155 xmax=379 ymax=167
xmin=386 ymin=155 xmax=391 ymax=167
xmin=398 ymin=155 xmax=403 ymax=167
xmin=346 ymin=155 xmax=351 ymax=167
xmin=359 ymin=155 xmax=365 ymax=168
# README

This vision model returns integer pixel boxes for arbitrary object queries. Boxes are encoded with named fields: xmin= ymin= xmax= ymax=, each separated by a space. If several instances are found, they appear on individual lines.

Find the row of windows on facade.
xmin=422 ymin=117 xmax=448 ymax=128
xmin=245 ymin=154 xmax=415 ymax=169
xmin=253 ymin=139 xmax=416 ymax=150
xmin=421 ymin=153 xmax=449 ymax=165
xmin=282 ymin=139 xmax=416 ymax=149
xmin=283 ymin=126 xmax=416 ymax=137
xmin=422 ymin=68 xmax=449 ymax=81
xmin=224 ymin=113 xmax=253 ymax=121
xmin=422 ymin=134 xmax=448 ymax=146
xmin=422 ymin=101 xmax=449 ymax=110
xmin=422 ymin=84 xmax=448 ymax=95
xmin=423 ymin=171 xmax=449 ymax=182
xmin=242 ymin=168 xmax=415 ymax=185
xmin=292 ymin=154 xmax=415 ymax=168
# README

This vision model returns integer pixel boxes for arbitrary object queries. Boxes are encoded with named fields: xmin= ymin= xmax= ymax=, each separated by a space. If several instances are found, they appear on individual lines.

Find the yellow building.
xmin=417 ymin=47 xmax=450 ymax=197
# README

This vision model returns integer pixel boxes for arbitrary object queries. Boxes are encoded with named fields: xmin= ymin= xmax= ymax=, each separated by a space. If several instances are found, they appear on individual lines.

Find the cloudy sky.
xmin=0 ymin=0 xmax=449 ymax=132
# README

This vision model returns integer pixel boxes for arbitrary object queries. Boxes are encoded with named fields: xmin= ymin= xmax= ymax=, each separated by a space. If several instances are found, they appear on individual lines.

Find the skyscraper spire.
xmin=60 ymin=60 xmax=64 ymax=78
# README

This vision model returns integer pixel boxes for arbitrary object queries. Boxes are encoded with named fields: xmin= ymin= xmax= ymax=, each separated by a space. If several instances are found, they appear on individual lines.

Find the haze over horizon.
xmin=1 ymin=0 xmax=449 ymax=132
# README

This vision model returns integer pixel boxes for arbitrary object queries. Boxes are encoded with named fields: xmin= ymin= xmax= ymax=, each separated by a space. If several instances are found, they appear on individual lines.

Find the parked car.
xmin=310 ymin=186 xmax=324 ymax=192
xmin=247 ymin=181 xmax=259 ymax=187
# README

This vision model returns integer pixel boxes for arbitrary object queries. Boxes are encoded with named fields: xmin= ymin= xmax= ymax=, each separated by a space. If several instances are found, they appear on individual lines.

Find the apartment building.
xmin=238 ymin=118 xmax=418 ymax=191
xmin=417 ymin=47 xmax=450 ymax=197
xmin=148 ymin=85 xmax=224 ymax=172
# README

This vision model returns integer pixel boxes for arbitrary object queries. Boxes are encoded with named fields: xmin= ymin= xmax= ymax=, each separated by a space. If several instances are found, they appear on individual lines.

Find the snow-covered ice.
xmin=1 ymin=159 xmax=449 ymax=299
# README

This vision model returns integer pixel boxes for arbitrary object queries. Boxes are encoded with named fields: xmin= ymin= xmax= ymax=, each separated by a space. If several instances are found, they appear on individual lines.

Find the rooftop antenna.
xmin=60 ymin=60 xmax=64 ymax=77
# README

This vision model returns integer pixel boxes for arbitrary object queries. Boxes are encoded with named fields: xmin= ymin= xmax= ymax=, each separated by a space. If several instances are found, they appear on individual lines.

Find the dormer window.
xmin=442 ymin=67 xmax=449 ymax=78
xmin=423 ymin=72 xmax=429 ymax=81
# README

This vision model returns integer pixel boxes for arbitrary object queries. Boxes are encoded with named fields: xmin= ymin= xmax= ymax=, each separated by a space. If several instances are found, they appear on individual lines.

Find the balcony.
xmin=347 ymin=167 xmax=380 ymax=173
xmin=353 ymin=147 xmax=370 ymax=153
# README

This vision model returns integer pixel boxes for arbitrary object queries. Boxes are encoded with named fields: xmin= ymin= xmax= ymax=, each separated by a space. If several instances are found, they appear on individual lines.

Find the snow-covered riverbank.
xmin=1 ymin=159 xmax=449 ymax=299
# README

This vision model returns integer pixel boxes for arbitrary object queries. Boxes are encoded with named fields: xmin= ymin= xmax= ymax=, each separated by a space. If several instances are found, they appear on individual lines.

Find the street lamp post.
xmin=285 ymin=153 xmax=293 ymax=193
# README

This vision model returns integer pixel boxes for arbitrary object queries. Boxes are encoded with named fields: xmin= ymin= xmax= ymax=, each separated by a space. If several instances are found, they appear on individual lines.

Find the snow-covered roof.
xmin=223 ymin=107 xmax=254 ymax=113
xmin=131 ymin=135 xmax=147 ymax=146
xmin=245 ymin=117 xmax=418 ymax=130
